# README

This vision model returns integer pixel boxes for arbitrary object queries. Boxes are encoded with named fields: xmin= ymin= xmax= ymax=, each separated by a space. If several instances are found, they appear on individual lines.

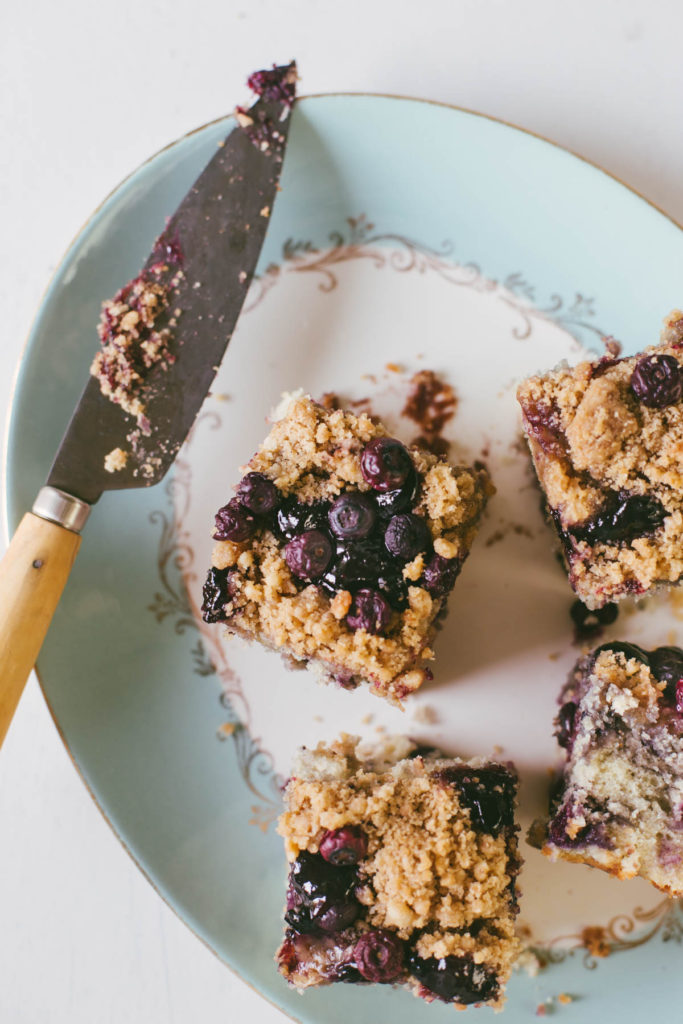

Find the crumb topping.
xmin=91 ymin=263 xmax=182 ymax=426
xmin=590 ymin=649 xmax=663 ymax=711
xmin=103 ymin=447 xmax=128 ymax=473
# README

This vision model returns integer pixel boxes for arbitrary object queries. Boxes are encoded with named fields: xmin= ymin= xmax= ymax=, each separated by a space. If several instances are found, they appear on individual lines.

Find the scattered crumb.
xmin=238 ymin=270 xmax=247 ymax=284
xmin=361 ymin=713 xmax=374 ymax=726
xmin=313 ymin=715 xmax=323 ymax=723
xmin=492 ymin=744 xmax=504 ymax=756
xmin=668 ymin=589 xmax=683 ymax=621
xmin=235 ymin=108 xmax=254 ymax=128
xmin=514 ymin=947 xmax=542 ymax=978
xmin=375 ymin=725 xmax=387 ymax=735
xmin=402 ymin=369 xmax=458 ymax=456
xmin=260 ymin=205 xmax=270 ymax=217
xmin=548 ymin=652 xmax=561 ymax=661
xmin=570 ymin=598 xmax=619 ymax=645
xmin=217 ymin=722 xmax=238 ymax=740
xmin=212 ymin=392 xmax=230 ymax=402
xmin=485 ymin=522 xmax=535 ymax=548
xmin=411 ymin=704 xmax=438 ymax=725
xmin=103 ymin=447 xmax=128 ymax=473
xmin=318 ymin=391 xmax=341 ymax=411
xmin=385 ymin=362 xmax=403 ymax=373
xmin=581 ymin=925 xmax=610 ymax=958
xmin=534 ymin=992 xmax=575 ymax=1016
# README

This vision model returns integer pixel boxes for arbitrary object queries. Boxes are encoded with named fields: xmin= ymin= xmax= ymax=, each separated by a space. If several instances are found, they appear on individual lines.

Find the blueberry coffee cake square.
xmin=201 ymin=393 xmax=492 ymax=704
xmin=517 ymin=310 xmax=683 ymax=609
xmin=536 ymin=641 xmax=683 ymax=896
xmin=276 ymin=735 xmax=521 ymax=1010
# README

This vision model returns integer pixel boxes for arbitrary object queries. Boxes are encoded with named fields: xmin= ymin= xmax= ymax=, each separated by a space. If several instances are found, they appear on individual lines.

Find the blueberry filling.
xmin=275 ymin=496 xmax=330 ymax=541
xmin=630 ymin=353 xmax=683 ymax=408
xmin=520 ymin=397 xmax=568 ymax=459
xmin=433 ymin=765 xmax=515 ymax=836
xmin=568 ymin=490 xmax=668 ymax=546
xmin=556 ymin=702 xmax=578 ymax=751
xmin=201 ymin=567 xmax=232 ymax=623
xmin=326 ymin=538 xmax=387 ymax=591
xmin=547 ymin=802 xmax=613 ymax=850
xmin=375 ymin=467 xmax=420 ymax=518
xmin=375 ymin=569 xmax=410 ymax=611
xmin=407 ymin=950 xmax=499 ymax=1005
xmin=331 ymin=963 xmax=364 ymax=984
xmin=246 ymin=64 xmax=297 ymax=107
xmin=285 ymin=851 xmax=360 ymax=935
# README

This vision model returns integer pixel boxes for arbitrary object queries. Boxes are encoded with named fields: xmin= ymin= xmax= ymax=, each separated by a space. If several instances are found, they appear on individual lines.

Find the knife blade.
xmin=0 ymin=62 xmax=296 ymax=748
xmin=49 ymin=62 xmax=296 ymax=504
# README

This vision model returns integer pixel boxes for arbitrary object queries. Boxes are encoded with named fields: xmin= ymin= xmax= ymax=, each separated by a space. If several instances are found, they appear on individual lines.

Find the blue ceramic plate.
xmin=6 ymin=96 xmax=683 ymax=1021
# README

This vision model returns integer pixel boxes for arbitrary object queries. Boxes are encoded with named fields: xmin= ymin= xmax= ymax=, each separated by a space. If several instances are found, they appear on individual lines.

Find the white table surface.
xmin=2 ymin=1 xmax=683 ymax=1020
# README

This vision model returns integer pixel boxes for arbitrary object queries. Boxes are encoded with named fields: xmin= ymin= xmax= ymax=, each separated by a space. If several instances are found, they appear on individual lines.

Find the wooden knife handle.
xmin=0 ymin=513 xmax=81 ymax=748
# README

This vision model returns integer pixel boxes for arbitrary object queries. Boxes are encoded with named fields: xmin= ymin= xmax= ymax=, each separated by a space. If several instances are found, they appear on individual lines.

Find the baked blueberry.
xmin=384 ymin=513 xmax=430 ymax=560
xmin=285 ymin=530 xmax=333 ymax=580
xmin=328 ymin=493 xmax=376 ymax=540
xmin=650 ymin=646 xmax=683 ymax=701
xmin=346 ymin=589 xmax=392 ymax=635
xmin=570 ymin=599 xmax=618 ymax=641
xmin=319 ymin=827 xmax=368 ymax=866
xmin=421 ymin=553 xmax=462 ymax=598
xmin=213 ymin=498 xmax=257 ymax=542
xmin=631 ymin=353 xmax=683 ymax=408
xmin=236 ymin=472 xmax=280 ymax=514
xmin=361 ymin=438 xmax=413 ymax=492
xmin=353 ymin=931 xmax=404 ymax=983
